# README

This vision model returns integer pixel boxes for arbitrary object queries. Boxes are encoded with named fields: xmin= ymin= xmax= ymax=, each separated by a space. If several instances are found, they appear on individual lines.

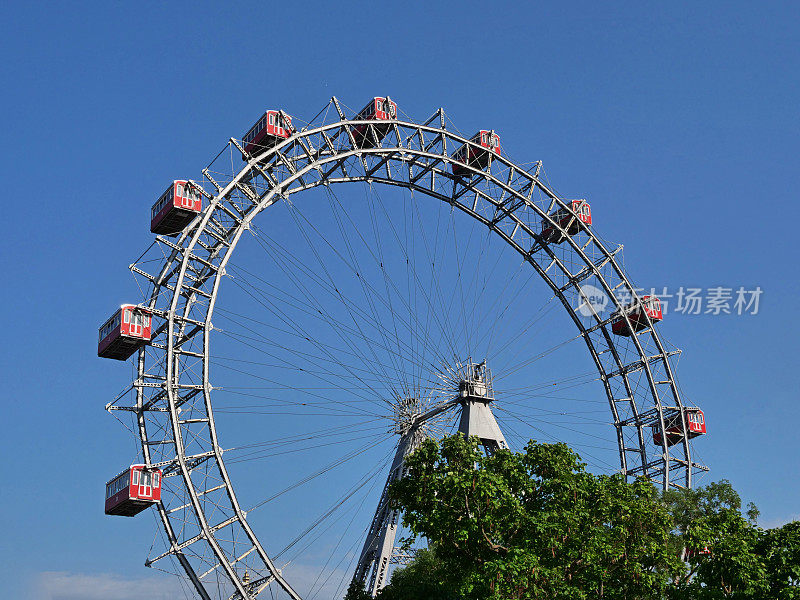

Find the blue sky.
xmin=2 ymin=2 xmax=798 ymax=599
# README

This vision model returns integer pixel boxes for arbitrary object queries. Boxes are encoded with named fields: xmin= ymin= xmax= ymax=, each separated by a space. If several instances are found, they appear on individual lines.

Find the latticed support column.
xmin=353 ymin=362 xmax=508 ymax=597
xmin=353 ymin=426 xmax=426 ymax=595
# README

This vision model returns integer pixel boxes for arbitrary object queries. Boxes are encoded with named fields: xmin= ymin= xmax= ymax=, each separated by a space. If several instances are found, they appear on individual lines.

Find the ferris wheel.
xmin=99 ymin=96 xmax=708 ymax=600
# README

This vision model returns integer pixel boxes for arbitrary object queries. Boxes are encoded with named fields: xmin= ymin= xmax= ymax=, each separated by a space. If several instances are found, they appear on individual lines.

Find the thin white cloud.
xmin=760 ymin=513 xmax=800 ymax=529
xmin=32 ymin=571 xmax=186 ymax=600
xmin=31 ymin=564 xmax=358 ymax=600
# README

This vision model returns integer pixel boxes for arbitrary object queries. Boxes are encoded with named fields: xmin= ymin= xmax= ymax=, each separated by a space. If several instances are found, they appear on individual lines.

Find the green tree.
xmin=377 ymin=547 xmax=459 ymax=600
xmin=758 ymin=521 xmax=800 ymax=599
xmin=665 ymin=481 xmax=800 ymax=599
xmin=665 ymin=480 xmax=765 ymax=598
xmin=375 ymin=436 xmax=800 ymax=600
xmin=344 ymin=579 xmax=373 ymax=600
xmin=384 ymin=434 xmax=681 ymax=600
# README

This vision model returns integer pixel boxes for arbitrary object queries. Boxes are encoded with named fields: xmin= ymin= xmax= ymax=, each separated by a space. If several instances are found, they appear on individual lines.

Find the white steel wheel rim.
xmin=119 ymin=102 xmax=704 ymax=600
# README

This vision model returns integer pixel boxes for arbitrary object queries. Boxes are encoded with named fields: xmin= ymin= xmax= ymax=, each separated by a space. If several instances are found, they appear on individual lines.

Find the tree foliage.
xmin=760 ymin=521 xmax=800 ymax=599
xmin=377 ymin=547 xmax=459 ymax=600
xmin=371 ymin=435 xmax=799 ymax=600
xmin=665 ymin=481 xmax=799 ymax=599
xmin=383 ymin=435 xmax=681 ymax=600
xmin=344 ymin=579 xmax=374 ymax=600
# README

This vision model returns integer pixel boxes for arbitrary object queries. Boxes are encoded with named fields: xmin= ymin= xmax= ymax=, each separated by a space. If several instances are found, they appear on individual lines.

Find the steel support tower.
xmin=352 ymin=362 xmax=506 ymax=596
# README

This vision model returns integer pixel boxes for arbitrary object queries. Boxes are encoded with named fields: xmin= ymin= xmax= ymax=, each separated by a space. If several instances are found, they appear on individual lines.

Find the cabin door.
xmin=139 ymin=470 xmax=153 ymax=499
xmin=177 ymin=183 xmax=194 ymax=209
xmin=129 ymin=311 xmax=143 ymax=337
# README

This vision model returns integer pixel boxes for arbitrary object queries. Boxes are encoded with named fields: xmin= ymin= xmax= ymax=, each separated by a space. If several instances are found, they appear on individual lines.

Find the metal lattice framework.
xmin=107 ymin=97 xmax=707 ymax=600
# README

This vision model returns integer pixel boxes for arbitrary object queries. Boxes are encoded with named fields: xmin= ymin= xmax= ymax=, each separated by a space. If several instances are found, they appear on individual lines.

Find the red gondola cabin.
xmin=452 ymin=131 xmax=501 ymax=177
xmin=653 ymin=408 xmax=707 ymax=446
xmin=150 ymin=180 xmax=202 ymax=235
xmin=242 ymin=110 xmax=293 ymax=157
xmin=683 ymin=546 xmax=711 ymax=560
xmin=541 ymin=200 xmax=592 ymax=243
xmin=105 ymin=464 xmax=163 ymax=516
xmin=352 ymin=97 xmax=398 ymax=148
xmin=97 ymin=305 xmax=152 ymax=360
xmin=611 ymin=296 xmax=663 ymax=336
